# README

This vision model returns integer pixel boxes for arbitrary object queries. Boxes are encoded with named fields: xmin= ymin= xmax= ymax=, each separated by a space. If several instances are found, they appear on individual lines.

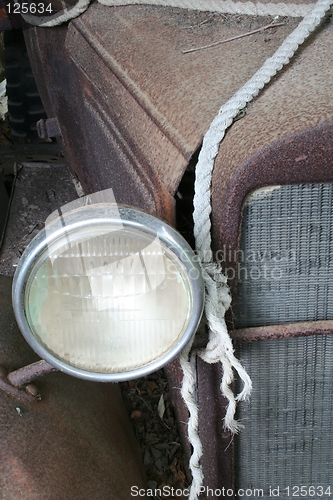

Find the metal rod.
xmin=231 ymin=320 xmax=333 ymax=343
xmin=7 ymin=359 xmax=58 ymax=388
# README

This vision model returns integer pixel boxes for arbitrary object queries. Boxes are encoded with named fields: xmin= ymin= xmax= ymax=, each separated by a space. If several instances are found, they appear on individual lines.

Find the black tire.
xmin=4 ymin=30 xmax=46 ymax=143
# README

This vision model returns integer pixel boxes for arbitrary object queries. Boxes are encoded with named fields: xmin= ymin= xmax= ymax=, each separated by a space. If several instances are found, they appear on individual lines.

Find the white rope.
xmin=178 ymin=0 xmax=333 ymax=498
xmin=179 ymin=347 xmax=203 ymax=494
xmin=22 ymin=0 xmax=91 ymax=26
xmin=98 ymin=0 xmax=315 ymax=17
xmin=22 ymin=0 xmax=316 ymax=27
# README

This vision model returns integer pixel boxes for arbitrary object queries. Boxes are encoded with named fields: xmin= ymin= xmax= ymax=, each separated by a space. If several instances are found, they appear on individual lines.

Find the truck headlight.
xmin=12 ymin=204 xmax=204 ymax=381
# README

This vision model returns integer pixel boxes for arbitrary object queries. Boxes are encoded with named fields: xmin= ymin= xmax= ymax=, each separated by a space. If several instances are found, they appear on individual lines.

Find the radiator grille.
xmin=235 ymin=183 xmax=333 ymax=328
xmin=234 ymin=182 xmax=333 ymax=497
xmin=235 ymin=335 xmax=333 ymax=498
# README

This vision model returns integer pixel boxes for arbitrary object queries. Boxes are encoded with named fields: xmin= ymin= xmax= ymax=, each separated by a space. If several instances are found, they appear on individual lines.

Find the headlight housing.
xmin=12 ymin=203 xmax=204 ymax=381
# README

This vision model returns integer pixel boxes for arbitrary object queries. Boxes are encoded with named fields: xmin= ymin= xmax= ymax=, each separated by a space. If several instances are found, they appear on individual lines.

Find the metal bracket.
xmin=0 ymin=360 xmax=58 ymax=403
xmin=37 ymin=118 xmax=61 ymax=139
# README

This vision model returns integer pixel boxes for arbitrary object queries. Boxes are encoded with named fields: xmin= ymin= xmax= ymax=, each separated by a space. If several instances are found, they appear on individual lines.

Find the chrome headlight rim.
xmin=12 ymin=204 xmax=205 ymax=382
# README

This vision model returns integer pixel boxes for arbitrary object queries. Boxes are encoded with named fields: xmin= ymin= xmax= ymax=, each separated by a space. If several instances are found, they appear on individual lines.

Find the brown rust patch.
xmin=232 ymin=320 xmax=333 ymax=343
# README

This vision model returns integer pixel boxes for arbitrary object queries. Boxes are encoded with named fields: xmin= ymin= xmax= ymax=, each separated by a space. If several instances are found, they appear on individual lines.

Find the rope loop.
xmin=198 ymin=261 xmax=252 ymax=408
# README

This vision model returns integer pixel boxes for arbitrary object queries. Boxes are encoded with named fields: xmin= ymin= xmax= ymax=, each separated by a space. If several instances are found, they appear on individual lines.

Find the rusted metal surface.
xmin=7 ymin=359 xmax=58 ymax=388
xmin=70 ymin=4 xmax=298 ymax=188
xmin=213 ymin=122 xmax=333 ymax=296
xmin=202 ymin=16 xmax=333 ymax=491
xmin=165 ymin=354 xmax=235 ymax=492
xmin=232 ymin=320 xmax=333 ymax=343
xmin=0 ymin=366 xmax=39 ymax=402
xmin=37 ymin=118 xmax=61 ymax=139
xmin=196 ymin=357 xmax=234 ymax=492
xmin=23 ymin=8 xmax=300 ymax=223
xmin=0 ymin=274 xmax=147 ymax=499
xmin=24 ymin=24 xmax=175 ymax=222
xmin=211 ymin=15 xmax=333 ymax=288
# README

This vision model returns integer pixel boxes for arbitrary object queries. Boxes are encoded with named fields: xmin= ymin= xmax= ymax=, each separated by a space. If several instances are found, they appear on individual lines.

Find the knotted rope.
xmin=178 ymin=0 xmax=332 ymax=497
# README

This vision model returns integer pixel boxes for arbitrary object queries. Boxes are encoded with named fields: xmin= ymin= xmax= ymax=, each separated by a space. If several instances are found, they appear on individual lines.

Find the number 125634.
xmin=6 ymin=3 xmax=53 ymax=14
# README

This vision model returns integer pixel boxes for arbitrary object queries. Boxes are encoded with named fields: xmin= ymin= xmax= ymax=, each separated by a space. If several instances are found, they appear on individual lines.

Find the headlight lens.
xmin=13 ymin=203 xmax=204 ymax=381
